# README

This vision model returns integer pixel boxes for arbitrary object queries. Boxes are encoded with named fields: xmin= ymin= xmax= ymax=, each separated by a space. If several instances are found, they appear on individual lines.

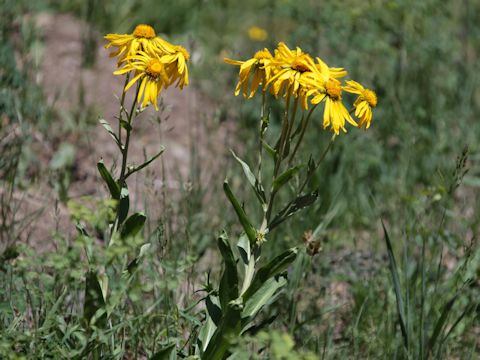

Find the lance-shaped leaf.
xmin=427 ymin=293 xmax=459 ymax=355
xmin=84 ymin=270 xmax=106 ymax=327
xmin=223 ymin=181 xmax=257 ymax=245
xmin=268 ymin=191 xmax=318 ymax=231
xmin=125 ymin=243 xmax=151 ymax=276
xmin=118 ymin=186 xmax=129 ymax=225
xmin=150 ymin=343 xmax=176 ymax=360
xmin=97 ymin=160 xmax=120 ymax=199
xmin=382 ymin=221 xmax=409 ymax=351
xmin=271 ymin=165 xmax=304 ymax=193
xmin=242 ymin=275 xmax=287 ymax=321
xmin=125 ymin=146 xmax=165 ymax=179
xmin=231 ymin=150 xmax=266 ymax=205
xmin=242 ymin=247 xmax=298 ymax=302
xmin=218 ymin=233 xmax=239 ymax=311
xmin=121 ymin=212 xmax=146 ymax=239
xmin=206 ymin=295 xmax=222 ymax=327
xmin=99 ymin=118 xmax=121 ymax=148
xmin=202 ymin=299 xmax=243 ymax=360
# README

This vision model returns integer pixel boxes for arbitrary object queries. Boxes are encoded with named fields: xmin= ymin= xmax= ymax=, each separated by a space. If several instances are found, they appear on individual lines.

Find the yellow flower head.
xmin=315 ymin=57 xmax=348 ymax=79
xmin=160 ymin=45 xmax=190 ymax=89
xmin=247 ymin=26 xmax=268 ymax=42
xmin=343 ymin=80 xmax=377 ymax=129
xmin=224 ymin=48 xmax=274 ymax=98
xmin=114 ymin=52 xmax=170 ymax=110
xmin=266 ymin=42 xmax=317 ymax=108
xmin=303 ymin=72 xmax=357 ymax=135
xmin=104 ymin=24 xmax=171 ymax=64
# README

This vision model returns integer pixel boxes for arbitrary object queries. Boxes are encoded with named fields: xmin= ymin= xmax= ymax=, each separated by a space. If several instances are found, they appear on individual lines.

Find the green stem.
xmin=265 ymin=94 xmax=293 ymax=223
xmin=288 ymin=104 xmax=318 ymax=166
xmin=298 ymin=134 xmax=335 ymax=194
xmin=118 ymin=73 xmax=130 ymax=144
xmin=119 ymin=83 xmax=140 ymax=184
xmin=257 ymin=91 xmax=267 ymax=182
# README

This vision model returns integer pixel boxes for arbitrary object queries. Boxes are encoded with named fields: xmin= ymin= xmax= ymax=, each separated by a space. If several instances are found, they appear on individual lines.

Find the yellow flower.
xmin=343 ymin=80 xmax=377 ymax=129
xmin=247 ymin=26 xmax=268 ymax=41
xmin=305 ymin=75 xmax=357 ymax=135
xmin=314 ymin=57 xmax=348 ymax=79
xmin=224 ymin=48 xmax=274 ymax=98
xmin=160 ymin=45 xmax=190 ymax=89
xmin=114 ymin=52 xmax=170 ymax=110
xmin=266 ymin=42 xmax=317 ymax=108
xmin=104 ymin=24 xmax=170 ymax=64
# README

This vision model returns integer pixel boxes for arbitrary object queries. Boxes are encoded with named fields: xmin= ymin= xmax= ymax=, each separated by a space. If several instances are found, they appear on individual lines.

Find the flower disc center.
xmin=326 ymin=79 xmax=342 ymax=100
xmin=363 ymin=89 xmax=377 ymax=107
xmin=133 ymin=24 xmax=156 ymax=39
xmin=146 ymin=59 xmax=165 ymax=78
xmin=291 ymin=57 xmax=311 ymax=73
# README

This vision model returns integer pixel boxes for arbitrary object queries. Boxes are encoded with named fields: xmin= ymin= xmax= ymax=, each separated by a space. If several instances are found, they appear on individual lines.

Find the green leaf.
xmin=243 ymin=247 xmax=298 ymax=302
xmin=218 ymin=233 xmax=239 ymax=311
xmin=83 ymin=270 xmax=106 ymax=327
xmin=242 ymin=275 xmax=287 ymax=320
xmin=125 ymin=146 xmax=165 ymax=179
xmin=427 ymin=294 xmax=459 ymax=355
xmin=118 ymin=186 xmax=130 ymax=224
xmin=262 ymin=140 xmax=277 ymax=159
xmin=120 ymin=212 xmax=146 ymax=239
xmin=150 ymin=343 xmax=176 ymax=360
xmin=125 ymin=243 xmax=151 ymax=276
xmin=231 ymin=150 xmax=266 ymax=205
xmin=268 ymin=191 xmax=318 ymax=231
xmin=223 ymin=181 xmax=257 ymax=245
xmin=271 ymin=165 xmax=303 ymax=193
xmin=382 ymin=221 xmax=408 ymax=351
xmin=237 ymin=234 xmax=250 ymax=266
xmin=97 ymin=160 xmax=120 ymax=199
xmin=202 ymin=299 xmax=243 ymax=360
xmin=197 ymin=315 xmax=217 ymax=353
xmin=206 ymin=295 xmax=222 ymax=327
xmin=99 ymin=118 xmax=120 ymax=148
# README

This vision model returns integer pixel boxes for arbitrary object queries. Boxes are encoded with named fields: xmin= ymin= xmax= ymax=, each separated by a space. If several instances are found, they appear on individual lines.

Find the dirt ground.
xmin=14 ymin=13 xmax=235 ymax=248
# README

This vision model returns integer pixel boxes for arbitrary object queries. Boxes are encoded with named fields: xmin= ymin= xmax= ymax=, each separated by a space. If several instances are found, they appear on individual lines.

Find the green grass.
xmin=1 ymin=0 xmax=479 ymax=358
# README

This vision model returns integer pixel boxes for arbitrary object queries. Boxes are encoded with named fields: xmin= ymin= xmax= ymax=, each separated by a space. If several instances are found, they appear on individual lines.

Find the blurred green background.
xmin=1 ymin=0 xmax=479 ymax=358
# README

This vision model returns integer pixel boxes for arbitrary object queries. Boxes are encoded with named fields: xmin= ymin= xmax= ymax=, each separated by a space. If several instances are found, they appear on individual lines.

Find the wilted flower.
xmin=160 ymin=45 xmax=190 ymax=89
xmin=224 ymin=48 xmax=274 ymax=98
xmin=343 ymin=80 xmax=377 ymax=129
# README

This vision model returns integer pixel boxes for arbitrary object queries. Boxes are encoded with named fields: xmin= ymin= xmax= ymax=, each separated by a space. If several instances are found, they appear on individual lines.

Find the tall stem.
xmin=118 ymin=73 xmax=130 ymax=144
xmin=288 ymin=104 xmax=318 ymax=166
xmin=119 ymin=84 xmax=140 ymax=184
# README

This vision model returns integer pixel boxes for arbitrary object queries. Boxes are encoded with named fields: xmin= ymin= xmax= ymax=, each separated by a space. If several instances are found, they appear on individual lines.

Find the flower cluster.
xmin=225 ymin=42 xmax=377 ymax=134
xmin=105 ymin=24 xmax=190 ymax=110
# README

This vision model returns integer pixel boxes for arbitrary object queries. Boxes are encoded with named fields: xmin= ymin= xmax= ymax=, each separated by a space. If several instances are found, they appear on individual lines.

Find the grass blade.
xmin=382 ymin=221 xmax=409 ymax=351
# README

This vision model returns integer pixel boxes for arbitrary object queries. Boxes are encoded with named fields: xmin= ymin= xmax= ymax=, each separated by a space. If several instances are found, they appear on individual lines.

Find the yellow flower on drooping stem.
xmin=114 ymin=52 xmax=170 ymax=110
xmin=159 ymin=44 xmax=190 ymax=89
xmin=104 ymin=24 xmax=171 ymax=64
xmin=303 ymin=73 xmax=357 ymax=135
xmin=343 ymin=80 xmax=378 ymax=129
xmin=314 ymin=56 xmax=348 ymax=80
xmin=224 ymin=48 xmax=274 ymax=98
xmin=266 ymin=42 xmax=317 ymax=109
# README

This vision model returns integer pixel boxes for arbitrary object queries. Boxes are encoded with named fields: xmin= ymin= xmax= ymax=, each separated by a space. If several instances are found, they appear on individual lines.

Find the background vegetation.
xmin=1 ymin=0 xmax=479 ymax=358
